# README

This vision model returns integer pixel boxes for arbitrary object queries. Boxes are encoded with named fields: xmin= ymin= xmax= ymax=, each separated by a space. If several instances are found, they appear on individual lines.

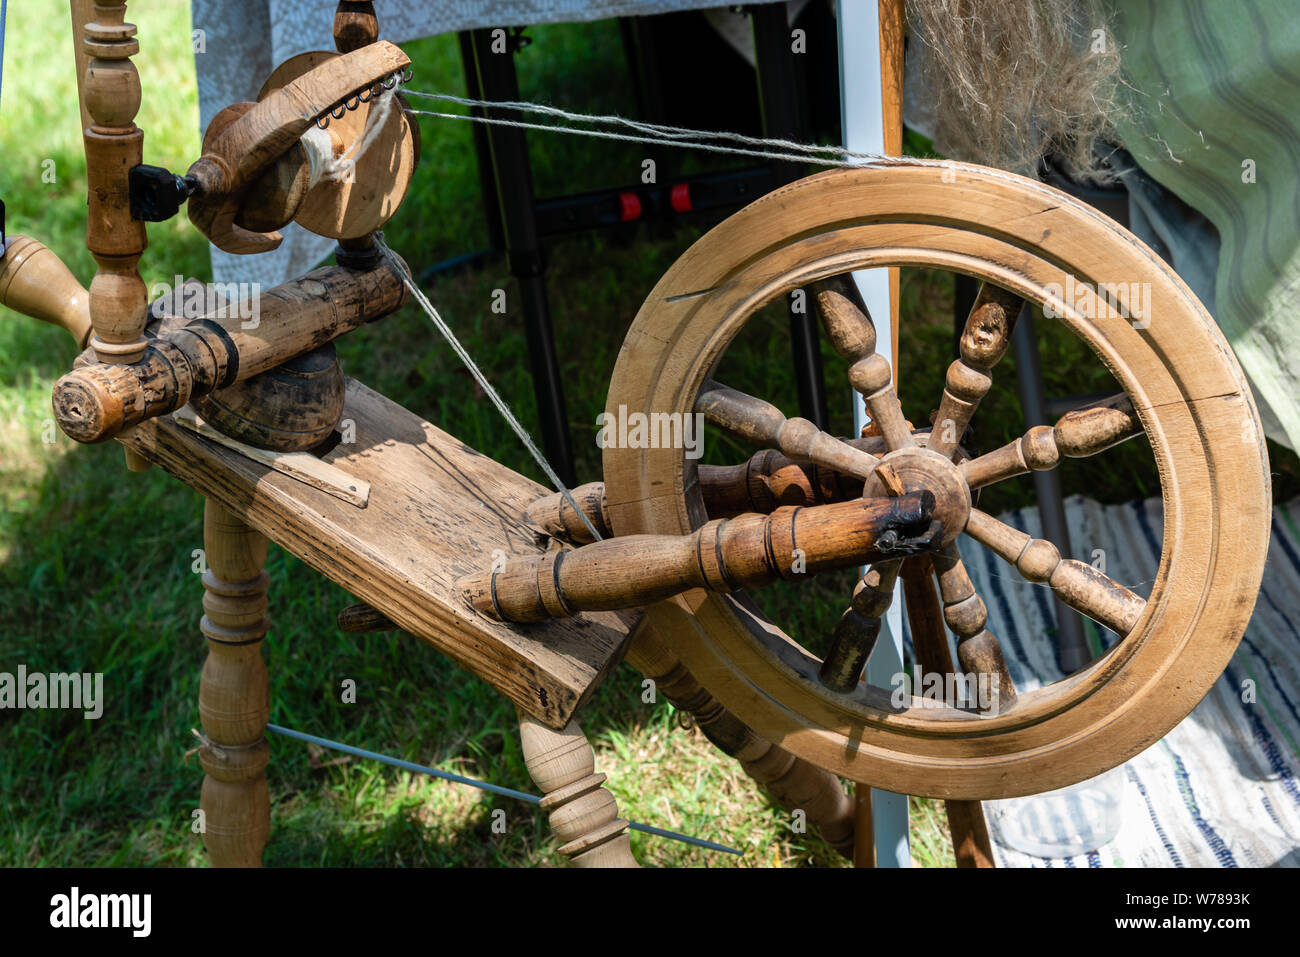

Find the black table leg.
xmin=470 ymin=28 xmax=576 ymax=486
xmin=752 ymin=5 xmax=828 ymax=430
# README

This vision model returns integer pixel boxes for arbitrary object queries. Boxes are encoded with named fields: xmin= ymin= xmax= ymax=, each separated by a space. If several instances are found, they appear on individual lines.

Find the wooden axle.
xmin=462 ymin=492 xmax=941 ymax=623
xmin=50 ymin=256 xmax=408 ymax=443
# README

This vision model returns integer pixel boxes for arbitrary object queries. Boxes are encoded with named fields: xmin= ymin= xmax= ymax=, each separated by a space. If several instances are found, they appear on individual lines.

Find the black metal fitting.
xmin=129 ymin=164 xmax=199 ymax=222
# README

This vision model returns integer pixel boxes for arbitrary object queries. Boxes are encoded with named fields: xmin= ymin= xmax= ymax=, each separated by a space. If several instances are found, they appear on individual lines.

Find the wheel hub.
xmin=862 ymin=446 xmax=971 ymax=546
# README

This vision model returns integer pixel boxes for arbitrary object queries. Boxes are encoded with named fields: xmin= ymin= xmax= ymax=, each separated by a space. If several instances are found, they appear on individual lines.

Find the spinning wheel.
xmin=598 ymin=163 xmax=1272 ymax=800
xmin=0 ymin=0 xmax=1272 ymax=867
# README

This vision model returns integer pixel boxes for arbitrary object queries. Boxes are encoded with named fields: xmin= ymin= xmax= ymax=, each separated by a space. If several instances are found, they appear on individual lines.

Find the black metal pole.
xmin=1012 ymin=306 xmax=1092 ymax=673
xmin=470 ymin=27 xmax=577 ymax=487
xmin=751 ymin=4 xmax=828 ymax=430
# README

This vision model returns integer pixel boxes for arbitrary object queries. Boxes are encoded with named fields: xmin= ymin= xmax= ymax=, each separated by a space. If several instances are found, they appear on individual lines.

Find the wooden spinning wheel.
xmin=596 ymin=163 xmax=1272 ymax=800
xmin=0 ymin=0 xmax=1272 ymax=868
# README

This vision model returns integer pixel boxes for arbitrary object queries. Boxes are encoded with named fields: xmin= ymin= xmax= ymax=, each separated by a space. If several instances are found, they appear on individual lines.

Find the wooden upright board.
xmin=120 ymin=379 xmax=636 ymax=729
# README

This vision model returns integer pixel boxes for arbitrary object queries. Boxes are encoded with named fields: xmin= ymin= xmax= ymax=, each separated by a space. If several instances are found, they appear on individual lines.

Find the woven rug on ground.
xmin=900 ymin=494 xmax=1300 ymax=868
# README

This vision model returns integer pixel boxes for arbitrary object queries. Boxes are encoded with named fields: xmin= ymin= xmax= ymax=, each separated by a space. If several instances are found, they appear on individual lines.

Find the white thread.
xmin=399 ymin=89 xmax=955 ymax=171
xmin=301 ymin=87 xmax=397 ymax=188
xmin=404 ymin=90 xmax=874 ymax=158
xmin=374 ymin=236 xmax=603 ymax=544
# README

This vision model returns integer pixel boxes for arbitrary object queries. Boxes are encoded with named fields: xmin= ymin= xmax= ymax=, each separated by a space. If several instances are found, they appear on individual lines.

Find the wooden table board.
xmin=120 ymin=378 xmax=637 ymax=729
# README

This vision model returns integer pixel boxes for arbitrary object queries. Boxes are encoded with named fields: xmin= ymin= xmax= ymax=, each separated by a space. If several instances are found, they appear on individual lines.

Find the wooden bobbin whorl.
xmin=192 ymin=342 xmax=346 ymax=452
xmin=257 ymin=51 xmax=419 ymax=242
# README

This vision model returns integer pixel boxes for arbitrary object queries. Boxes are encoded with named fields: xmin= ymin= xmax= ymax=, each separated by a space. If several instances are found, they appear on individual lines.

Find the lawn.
xmin=2 ymin=1 xmax=1295 ymax=868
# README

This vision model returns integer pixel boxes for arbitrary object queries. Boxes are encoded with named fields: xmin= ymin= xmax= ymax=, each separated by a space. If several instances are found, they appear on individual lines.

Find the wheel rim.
xmin=603 ymin=164 xmax=1271 ymax=800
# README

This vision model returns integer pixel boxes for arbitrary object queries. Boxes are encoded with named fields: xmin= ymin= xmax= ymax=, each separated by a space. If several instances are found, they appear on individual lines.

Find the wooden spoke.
xmin=697 ymin=446 xmax=874 ymax=517
xmin=961 ymin=393 xmax=1143 ymax=489
xmin=526 ymin=443 xmax=887 ymax=546
xmin=697 ymin=380 xmax=880 ymax=479
xmin=818 ymin=560 xmax=903 ymax=693
xmin=807 ymin=276 xmax=914 ymax=451
xmin=964 ymin=509 xmax=1146 ymax=636
xmin=899 ymin=557 xmax=995 ymax=867
xmin=928 ymin=284 xmax=1024 ymax=459
xmin=847 ymin=354 xmax=915 ymax=451
xmin=463 ymin=493 xmax=940 ymax=622
xmin=932 ymin=544 xmax=1018 ymax=712
xmin=810 ymin=275 xmax=877 ymax=361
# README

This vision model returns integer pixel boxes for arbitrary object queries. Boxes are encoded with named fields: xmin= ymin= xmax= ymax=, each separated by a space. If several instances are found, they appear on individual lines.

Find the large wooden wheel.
xmin=603 ymin=163 xmax=1271 ymax=801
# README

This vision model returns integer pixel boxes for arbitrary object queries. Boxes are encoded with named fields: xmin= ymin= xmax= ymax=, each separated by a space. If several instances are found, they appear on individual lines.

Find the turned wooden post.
xmin=197 ymin=500 xmax=271 ymax=867
xmin=516 ymin=709 xmax=639 ymax=867
xmin=78 ymin=2 xmax=148 ymax=366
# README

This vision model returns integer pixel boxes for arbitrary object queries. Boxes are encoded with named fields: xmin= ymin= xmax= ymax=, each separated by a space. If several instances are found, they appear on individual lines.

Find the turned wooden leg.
xmin=517 ymin=708 xmax=639 ymax=868
xmin=197 ymin=499 xmax=271 ymax=867
xmin=626 ymin=621 xmax=855 ymax=859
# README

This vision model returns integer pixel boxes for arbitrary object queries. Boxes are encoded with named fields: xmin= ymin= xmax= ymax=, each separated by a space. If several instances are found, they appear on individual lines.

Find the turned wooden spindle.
xmin=337 ymin=601 xmax=396 ymax=633
xmin=516 ymin=709 xmax=638 ymax=867
xmin=697 ymin=380 xmax=880 ymax=479
xmin=899 ymin=556 xmax=995 ymax=867
xmin=928 ymin=284 xmax=1024 ymax=459
xmin=0 ymin=235 xmax=92 ymax=346
xmin=78 ymin=2 xmax=149 ymax=366
xmin=964 ymin=508 xmax=1146 ymax=636
xmin=524 ymin=482 xmax=612 ymax=544
xmin=849 ymin=348 xmax=914 ymax=451
xmin=334 ymin=0 xmax=379 ymax=52
xmin=462 ymin=492 xmax=938 ymax=623
xmin=628 ymin=623 xmax=855 ymax=857
xmin=809 ymin=276 xmax=914 ymax=451
xmin=932 ymin=544 xmax=1018 ymax=712
xmin=818 ymin=560 xmax=902 ymax=693
xmin=50 ymin=257 xmax=408 ymax=444
xmin=961 ymin=393 xmax=1143 ymax=489
xmin=197 ymin=501 xmax=271 ymax=867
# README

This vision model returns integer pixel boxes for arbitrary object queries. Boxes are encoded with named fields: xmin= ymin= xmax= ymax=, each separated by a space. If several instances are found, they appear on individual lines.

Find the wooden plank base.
xmin=120 ymin=379 xmax=637 ymax=729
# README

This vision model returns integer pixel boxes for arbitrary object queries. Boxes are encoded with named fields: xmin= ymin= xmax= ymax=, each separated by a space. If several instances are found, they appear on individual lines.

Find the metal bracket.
xmin=129 ymin=164 xmax=198 ymax=222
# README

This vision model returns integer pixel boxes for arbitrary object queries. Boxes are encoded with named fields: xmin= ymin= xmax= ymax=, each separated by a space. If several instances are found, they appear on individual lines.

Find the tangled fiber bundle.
xmin=905 ymin=0 xmax=1131 ymax=182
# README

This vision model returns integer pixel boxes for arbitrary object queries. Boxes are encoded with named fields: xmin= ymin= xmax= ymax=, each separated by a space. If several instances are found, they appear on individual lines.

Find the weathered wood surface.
xmin=52 ymin=258 xmax=408 ymax=443
xmin=197 ymin=500 xmax=271 ymax=867
xmin=119 ymin=378 xmax=637 ymax=729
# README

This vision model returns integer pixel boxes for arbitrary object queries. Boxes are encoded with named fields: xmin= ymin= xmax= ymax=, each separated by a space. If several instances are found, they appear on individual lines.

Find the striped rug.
xmin=903 ymin=495 xmax=1300 ymax=868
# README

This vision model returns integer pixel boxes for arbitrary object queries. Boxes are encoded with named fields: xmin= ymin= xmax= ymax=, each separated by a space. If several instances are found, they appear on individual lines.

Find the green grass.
xmin=3 ymin=1 xmax=1297 ymax=870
